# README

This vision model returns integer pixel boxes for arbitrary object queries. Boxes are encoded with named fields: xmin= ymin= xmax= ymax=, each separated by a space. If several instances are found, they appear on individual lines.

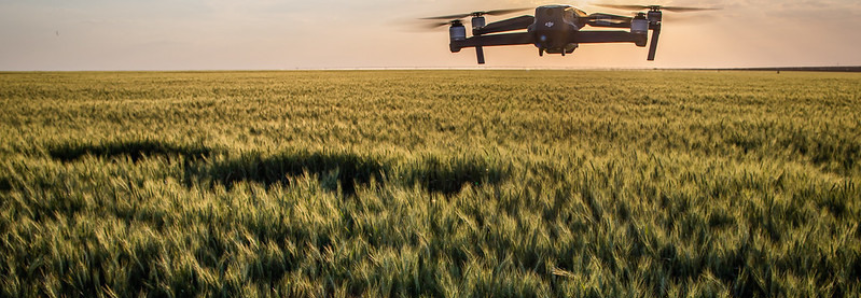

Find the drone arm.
xmin=475 ymin=15 xmax=535 ymax=35
xmin=450 ymin=32 xmax=534 ymax=50
xmin=572 ymin=31 xmax=646 ymax=45
xmin=585 ymin=22 xmax=631 ymax=29
xmin=584 ymin=14 xmax=632 ymax=29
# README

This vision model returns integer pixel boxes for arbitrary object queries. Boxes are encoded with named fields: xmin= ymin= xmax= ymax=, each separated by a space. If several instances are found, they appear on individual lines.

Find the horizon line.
xmin=3 ymin=65 xmax=861 ymax=73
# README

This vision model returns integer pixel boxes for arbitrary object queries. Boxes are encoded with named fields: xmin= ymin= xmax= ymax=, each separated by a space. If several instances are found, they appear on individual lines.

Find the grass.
xmin=1 ymin=70 xmax=860 ymax=297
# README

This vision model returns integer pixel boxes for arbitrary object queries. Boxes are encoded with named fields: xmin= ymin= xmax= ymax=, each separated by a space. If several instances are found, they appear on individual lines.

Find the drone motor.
xmin=449 ymin=21 xmax=466 ymax=41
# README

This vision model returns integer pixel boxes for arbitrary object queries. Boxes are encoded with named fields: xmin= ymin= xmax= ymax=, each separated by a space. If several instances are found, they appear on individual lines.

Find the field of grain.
xmin=1 ymin=70 xmax=860 ymax=297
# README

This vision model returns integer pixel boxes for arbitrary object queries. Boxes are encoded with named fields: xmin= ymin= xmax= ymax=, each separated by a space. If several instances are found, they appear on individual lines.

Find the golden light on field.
xmin=1 ymin=0 xmax=860 ymax=70
xmin=3 ymin=70 xmax=861 ymax=297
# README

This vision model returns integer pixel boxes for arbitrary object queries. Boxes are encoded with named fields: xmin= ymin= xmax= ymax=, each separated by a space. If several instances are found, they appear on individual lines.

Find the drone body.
xmin=426 ymin=4 xmax=712 ymax=64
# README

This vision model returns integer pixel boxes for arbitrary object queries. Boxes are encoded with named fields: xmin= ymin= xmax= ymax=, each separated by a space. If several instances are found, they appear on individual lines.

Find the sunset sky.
xmin=2 ymin=0 xmax=860 ymax=71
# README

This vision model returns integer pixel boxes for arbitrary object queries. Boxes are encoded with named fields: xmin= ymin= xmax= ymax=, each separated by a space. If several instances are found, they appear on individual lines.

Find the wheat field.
xmin=1 ymin=70 xmax=860 ymax=297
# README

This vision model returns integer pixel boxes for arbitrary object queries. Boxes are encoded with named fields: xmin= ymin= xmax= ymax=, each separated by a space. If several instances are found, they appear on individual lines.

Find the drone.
xmin=423 ymin=4 xmax=716 ymax=64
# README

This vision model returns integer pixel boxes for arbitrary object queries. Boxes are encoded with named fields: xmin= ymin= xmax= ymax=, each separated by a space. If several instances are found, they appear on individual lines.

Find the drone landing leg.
xmin=647 ymin=27 xmax=661 ymax=61
xmin=476 ymin=46 xmax=486 ymax=64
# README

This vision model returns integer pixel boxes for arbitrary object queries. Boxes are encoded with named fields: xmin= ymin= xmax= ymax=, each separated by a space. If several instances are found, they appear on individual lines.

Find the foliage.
xmin=1 ymin=70 xmax=860 ymax=297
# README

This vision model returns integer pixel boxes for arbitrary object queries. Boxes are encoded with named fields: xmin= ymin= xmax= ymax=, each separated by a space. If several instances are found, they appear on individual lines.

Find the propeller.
xmin=421 ymin=8 xmax=529 ymax=65
xmin=422 ymin=8 xmax=531 ymax=20
xmin=424 ymin=20 xmax=463 ymax=29
xmin=594 ymin=4 xmax=719 ymax=12
xmin=621 ymin=11 xmax=715 ymax=23
xmin=591 ymin=4 xmax=720 ymax=61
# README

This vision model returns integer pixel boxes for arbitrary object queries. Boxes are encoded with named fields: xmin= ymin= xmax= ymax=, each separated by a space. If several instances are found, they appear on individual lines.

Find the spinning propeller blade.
xmin=424 ymin=21 xmax=458 ymax=29
xmin=594 ymin=4 xmax=719 ymax=12
xmin=422 ymin=8 xmax=531 ymax=20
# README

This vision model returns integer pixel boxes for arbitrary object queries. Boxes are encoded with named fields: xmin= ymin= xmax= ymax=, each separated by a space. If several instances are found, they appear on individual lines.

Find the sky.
xmin=1 ymin=0 xmax=860 ymax=70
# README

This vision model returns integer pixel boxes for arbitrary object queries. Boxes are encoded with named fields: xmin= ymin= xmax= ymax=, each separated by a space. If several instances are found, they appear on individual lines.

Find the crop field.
xmin=1 ymin=70 xmax=860 ymax=297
